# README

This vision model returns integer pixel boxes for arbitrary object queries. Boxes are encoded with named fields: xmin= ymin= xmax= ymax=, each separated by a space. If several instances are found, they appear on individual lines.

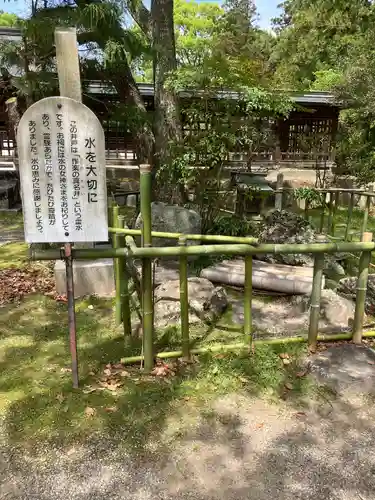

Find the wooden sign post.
xmin=17 ymin=28 xmax=107 ymax=388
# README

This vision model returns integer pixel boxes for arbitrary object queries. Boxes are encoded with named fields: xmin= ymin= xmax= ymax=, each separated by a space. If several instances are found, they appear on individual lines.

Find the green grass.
xmin=0 ymin=206 xmax=328 ymax=455
xmin=0 ymin=211 xmax=27 ymax=269
xmin=0 ymin=211 xmax=23 ymax=232
xmin=0 ymin=292 xmax=315 ymax=455
xmin=308 ymin=205 xmax=375 ymax=241
xmin=308 ymin=205 xmax=375 ymax=272
xmin=0 ymin=242 xmax=29 ymax=269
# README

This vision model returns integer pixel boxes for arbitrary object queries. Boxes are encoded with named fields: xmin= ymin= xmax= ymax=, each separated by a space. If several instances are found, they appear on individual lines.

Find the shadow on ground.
xmin=2 ymin=294 xmax=375 ymax=499
xmin=0 ymin=294 xmax=310 ymax=453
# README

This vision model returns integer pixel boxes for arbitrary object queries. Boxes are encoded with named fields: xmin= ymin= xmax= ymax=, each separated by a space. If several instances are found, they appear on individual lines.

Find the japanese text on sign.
xmin=17 ymin=96 xmax=108 ymax=243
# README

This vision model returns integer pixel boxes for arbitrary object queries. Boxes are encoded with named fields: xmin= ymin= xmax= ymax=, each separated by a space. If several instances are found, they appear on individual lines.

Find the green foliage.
xmin=270 ymin=1 xmax=375 ymax=186
xmin=293 ymin=187 xmax=323 ymax=208
xmin=309 ymin=69 xmax=343 ymax=91
xmin=157 ymin=81 xmax=292 ymax=227
xmin=207 ymin=213 xmax=258 ymax=237
xmin=331 ymin=11 xmax=375 ymax=184
xmin=0 ymin=11 xmax=19 ymax=27
xmin=132 ymin=0 xmax=274 ymax=86
xmin=174 ymin=0 xmax=224 ymax=67
xmin=271 ymin=0 xmax=372 ymax=89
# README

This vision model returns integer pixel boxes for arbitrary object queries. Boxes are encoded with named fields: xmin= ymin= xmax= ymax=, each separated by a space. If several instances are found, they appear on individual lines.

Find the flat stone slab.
xmin=309 ymin=344 xmax=375 ymax=393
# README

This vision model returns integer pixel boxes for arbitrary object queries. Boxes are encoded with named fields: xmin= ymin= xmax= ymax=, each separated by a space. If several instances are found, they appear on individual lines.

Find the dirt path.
xmin=1 ymin=390 xmax=375 ymax=500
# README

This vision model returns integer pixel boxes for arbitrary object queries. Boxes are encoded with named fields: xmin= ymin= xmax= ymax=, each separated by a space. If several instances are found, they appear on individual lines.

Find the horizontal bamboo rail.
xmin=274 ymin=187 xmax=375 ymax=196
xmin=120 ymin=330 xmax=375 ymax=365
xmin=108 ymin=227 xmax=259 ymax=245
xmin=31 ymin=241 xmax=375 ymax=261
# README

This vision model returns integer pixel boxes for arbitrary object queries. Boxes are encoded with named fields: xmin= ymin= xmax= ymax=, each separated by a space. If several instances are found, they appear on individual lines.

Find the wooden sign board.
xmin=17 ymin=96 xmax=108 ymax=243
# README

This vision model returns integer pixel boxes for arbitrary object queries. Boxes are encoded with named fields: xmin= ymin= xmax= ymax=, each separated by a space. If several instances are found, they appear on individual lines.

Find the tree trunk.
xmin=5 ymin=97 xmax=22 ymax=143
xmin=76 ymin=0 xmax=155 ymax=164
xmin=106 ymin=63 xmax=154 ymax=164
xmin=151 ymin=0 xmax=182 ymax=200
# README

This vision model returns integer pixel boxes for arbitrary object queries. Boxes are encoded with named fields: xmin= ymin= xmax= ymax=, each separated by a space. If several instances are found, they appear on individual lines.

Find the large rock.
xmin=309 ymin=344 xmax=375 ymax=394
xmin=256 ymin=210 xmax=322 ymax=266
xmin=338 ymin=274 xmax=375 ymax=315
xmin=295 ymin=289 xmax=356 ymax=329
xmin=230 ymin=289 xmax=356 ymax=336
xmin=154 ymin=277 xmax=228 ymax=328
xmin=256 ymin=209 xmax=349 ymax=272
xmin=134 ymin=202 xmax=201 ymax=247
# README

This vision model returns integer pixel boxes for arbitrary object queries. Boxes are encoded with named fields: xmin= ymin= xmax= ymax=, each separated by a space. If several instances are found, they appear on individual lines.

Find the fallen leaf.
xmin=120 ymin=370 xmax=130 ymax=378
xmin=279 ymin=353 xmax=290 ymax=360
xmin=151 ymin=364 xmax=170 ymax=377
xmin=84 ymin=407 xmax=96 ymax=417
xmin=113 ymin=363 xmax=124 ymax=369
xmin=99 ymin=380 xmax=122 ymax=391
xmin=284 ymin=382 xmax=293 ymax=390
xmin=282 ymin=358 xmax=291 ymax=366
xmin=103 ymin=368 xmax=112 ymax=376
xmin=60 ymin=367 xmax=72 ymax=373
xmin=296 ymin=370 xmax=307 ymax=378
xmin=294 ymin=411 xmax=307 ymax=419
xmin=56 ymin=295 xmax=68 ymax=303
xmin=82 ymin=385 xmax=99 ymax=394
xmin=104 ymin=406 xmax=118 ymax=413
xmin=56 ymin=393 xmax=65 ymax=403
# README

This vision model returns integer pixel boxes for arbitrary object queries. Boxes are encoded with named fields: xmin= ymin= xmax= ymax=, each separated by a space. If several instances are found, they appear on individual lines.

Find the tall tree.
xmin=2 ymin=0 xmax=181 ymax=171
xmin=272 ymin=0 xmax=372 ymax=89
xmin=174 ymin=0 xmax=223 ymax=67
xmin=151 ymin=0 xmax=181 ymax=171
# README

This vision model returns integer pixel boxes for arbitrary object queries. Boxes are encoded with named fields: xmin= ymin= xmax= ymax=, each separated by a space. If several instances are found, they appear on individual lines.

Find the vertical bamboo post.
xmin=345 ymin=192 xmax=354 ymax=242
xmin=118 ymin=215 xmax=132 ymax=343
xmin=244 ymin=255 xmax=253 ymax=346
xmin=331 ymin=191 xmax=339 ymax=237
xmin=304 ymin=199 xmax=309 ymax=221
xmin=327 ymin=192 xmax=334 ymax=235
xmin=352 ymin=232 xmax=373 ymax=344
xmin=112 ymin=204 xmax=122 ymax=326
xmin=140 ymin=164 xmax=154 ymax=372
xmin=308 ymin=253 xmax=324 ymax=351
xmin=319 ymin=192 xmax=326 ymax=233
xmin=360 ymin=195 xmax=371 ymax=242
xmin=107 ymin=197 xmax=113 ymax=228
xmin=179 ymin=237 xmax=190 ymax=360
xmin=275 ymin=173 xmax=283 ymax=210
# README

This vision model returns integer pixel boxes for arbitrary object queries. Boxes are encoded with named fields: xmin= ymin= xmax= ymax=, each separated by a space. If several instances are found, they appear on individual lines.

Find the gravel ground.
xmin=2 ymin=391 xmax=375 ymax=500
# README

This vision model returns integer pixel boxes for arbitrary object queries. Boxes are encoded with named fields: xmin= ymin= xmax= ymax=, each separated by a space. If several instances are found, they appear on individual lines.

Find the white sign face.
xmin=17 ymin=96 xmax=108 ymax=243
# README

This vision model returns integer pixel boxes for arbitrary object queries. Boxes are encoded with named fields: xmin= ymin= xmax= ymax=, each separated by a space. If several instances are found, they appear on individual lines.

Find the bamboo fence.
xmin=30 ymin=174 xmax=375 ymax=373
